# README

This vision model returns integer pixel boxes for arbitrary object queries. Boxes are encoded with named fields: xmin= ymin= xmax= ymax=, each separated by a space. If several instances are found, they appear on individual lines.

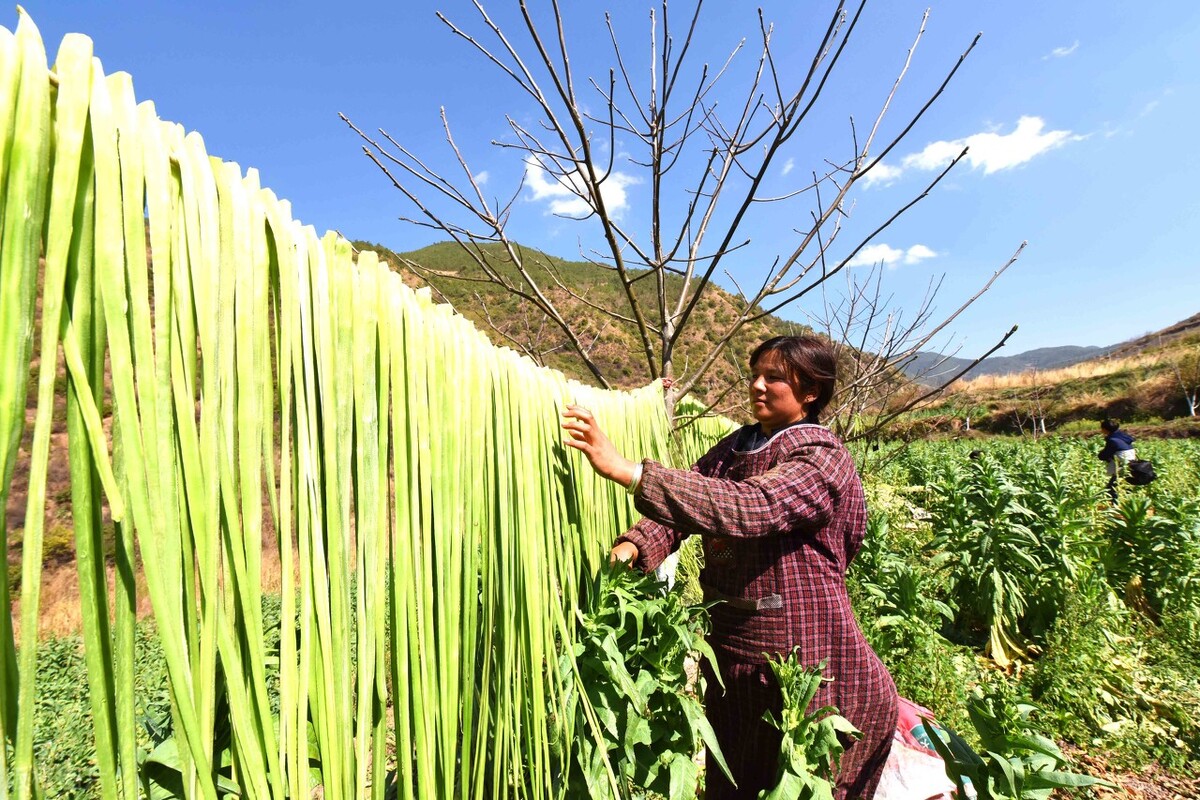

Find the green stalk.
xmin=90 ymin=58 xmax=216 ymax=800
xmin=0 ymin=26 xmax=19 ymax=238
xmin=351 ymin=251 xmax=381 ymax=798
xmin=64 ymin=113 xmax=122 ymax=800
xmin=176 ymin=128 xmax=222 ymax=798
xmin=212 ymin=159 xmax=279 ymax=799
xmin=5 ymin=12 xmax=54 ymax=798
xmin=267 ymin=201 xmax=307 ymax=800
xmin=287 ymin=221 xmax=319 ymax=799
xmin=386 ymin=280 xmax=415 ymax=800
xmin=0 ymin=21 xmax=50 ymax=788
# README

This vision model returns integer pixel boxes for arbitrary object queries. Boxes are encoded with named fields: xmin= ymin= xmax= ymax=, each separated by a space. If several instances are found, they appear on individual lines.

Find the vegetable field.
xmin=851 ymin=437 xmax=1200 ymax=786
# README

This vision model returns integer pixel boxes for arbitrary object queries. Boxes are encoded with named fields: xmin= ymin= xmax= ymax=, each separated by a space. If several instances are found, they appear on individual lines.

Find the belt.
xmin=702 ymin=583 xmax=783 ymax=611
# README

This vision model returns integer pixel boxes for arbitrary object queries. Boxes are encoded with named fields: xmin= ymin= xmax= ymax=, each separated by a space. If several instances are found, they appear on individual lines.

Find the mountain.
xmin=903 ymin=313 xmax=1200 ymax=383
xmin=902 ymin=313 xmax=1200 ymax=436
xmin=903 ymin=345 xmax=1117 ymax=384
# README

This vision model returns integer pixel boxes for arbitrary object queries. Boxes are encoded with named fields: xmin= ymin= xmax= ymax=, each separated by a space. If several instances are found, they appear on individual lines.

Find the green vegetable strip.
xmin=0 ymin=27 xmax=19 ymax=240
xmin=365 ymin=253 xmax=391 ymax=800
xmin=12 ymin=26 xmax=89 ymax=800
xmin=298 ymin=225 xmax=340 ymax=798
xmin=0 ymin=20 xmax=50 ymax=789
xmin=212 ymin=160 xmax=276 ymax=799
xmin=112 ymin=74 xmax=214 ymax=799
xmin=176 ymin=129 xmax=224 ymax=798
xmin=262 ymin=198 xmax=301 ymax=798
xmin=0 ymin=13 xmax=49 ymax=800
xmin=63 ymin=110 xmax=123 ymax=800
xmin=290 ymin=221 xmax=322 ymax=800
xmin=386 ymin=279 xmax=416 ymax=800
xmin=351 ymin=250 xmax=380 ymax=798
xmin=90 ymin=60 xmax=216 ymax=800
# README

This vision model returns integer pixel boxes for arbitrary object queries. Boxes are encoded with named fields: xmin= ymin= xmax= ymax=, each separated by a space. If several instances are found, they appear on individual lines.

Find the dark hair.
xmin=1100 ymin=418 xmax=1120 ymax=433
xmin=749 ymin=335 xmax=837 ymax=421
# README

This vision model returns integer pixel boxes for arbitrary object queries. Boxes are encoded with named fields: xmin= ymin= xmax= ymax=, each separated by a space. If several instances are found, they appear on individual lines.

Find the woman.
xmin=562 ymin=335 xmax=897 ymax=800
xmin=1098 ymin=418 xmax=1136 ymax=502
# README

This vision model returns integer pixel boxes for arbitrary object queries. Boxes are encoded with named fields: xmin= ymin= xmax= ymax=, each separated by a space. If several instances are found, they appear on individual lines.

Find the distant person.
xmin=1098 ymin=418 xmax=1135 ymax=503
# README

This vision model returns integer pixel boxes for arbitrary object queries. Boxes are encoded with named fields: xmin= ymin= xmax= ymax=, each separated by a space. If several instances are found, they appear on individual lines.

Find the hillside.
xmin=904 ymin=345 xmax=1116 ymax=384
xmin=905 ymin=311 xmax=1200 ymax=383
xmin=1107 ymin=311 xmax=1200 ymax=358
xmin=354 ymin=240 xmax=805 ymax=416
xmin=903 ymin=321 xmax=1200 ymax=437
xmin=359 ymin=240 xmax=1200 ymax=437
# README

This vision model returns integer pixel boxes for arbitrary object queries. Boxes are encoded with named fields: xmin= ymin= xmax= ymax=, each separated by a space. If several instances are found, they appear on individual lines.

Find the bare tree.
xmin=1169 ymin=349 xmax=1200 ymax=417
xmin=1026 ymin=368 xmax=1049 ymax=437
xmin=343 ymin=0 xmax=1019 ymax=424
xmin=810 ymin=250 xmax=1020 ymax=440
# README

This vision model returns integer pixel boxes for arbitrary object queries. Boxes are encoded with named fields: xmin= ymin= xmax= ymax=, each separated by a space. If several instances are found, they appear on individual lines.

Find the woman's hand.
xmin=610 ymin=541 xmax=639 ymax=566
xmin=561 ymin=404 xmax=639 ymax=488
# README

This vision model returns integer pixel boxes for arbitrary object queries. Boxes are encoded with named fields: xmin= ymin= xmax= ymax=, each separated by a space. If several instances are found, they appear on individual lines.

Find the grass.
xmin=8 ymin=595 xmax=292 ymax=799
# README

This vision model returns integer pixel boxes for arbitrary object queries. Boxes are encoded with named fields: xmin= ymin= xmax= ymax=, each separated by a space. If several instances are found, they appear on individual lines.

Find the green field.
xmin=851 ymin=436 xmax=1200 ymax=781
xmin=17 ymin=435 xmax=1199 ymax=796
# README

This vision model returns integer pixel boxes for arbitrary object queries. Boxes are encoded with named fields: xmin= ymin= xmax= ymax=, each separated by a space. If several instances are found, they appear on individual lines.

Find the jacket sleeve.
xmin=1097 ymin=437 xmax=1115 ymax=462
xmin=613 ymin=429 xmax=740 ymax=572
xmin=632 ymin=442 xmax=845 ymax=539
xmin=614 ymin=518 xmax=685 ymax=573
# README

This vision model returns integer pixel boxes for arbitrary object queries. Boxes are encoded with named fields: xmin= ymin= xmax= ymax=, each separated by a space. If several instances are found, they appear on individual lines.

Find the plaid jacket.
xmin=616 ymin=423 xmax=897 ymax=784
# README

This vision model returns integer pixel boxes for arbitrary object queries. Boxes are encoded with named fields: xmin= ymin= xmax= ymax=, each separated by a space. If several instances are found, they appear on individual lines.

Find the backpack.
xmin=1127 ymin=459 xmax=1157 ymax=486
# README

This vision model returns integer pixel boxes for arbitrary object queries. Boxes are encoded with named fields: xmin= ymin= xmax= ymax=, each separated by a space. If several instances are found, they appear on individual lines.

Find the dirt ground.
xmin=1065 ymin=745 xmax=1199 ymax=800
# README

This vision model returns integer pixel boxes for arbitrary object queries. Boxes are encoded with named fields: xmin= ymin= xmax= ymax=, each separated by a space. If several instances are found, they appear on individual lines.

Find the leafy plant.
xmin=758 ymin=653 xmax=860 ymax=800
xmin=925 ymin=687 xmax=1114 ymax=799
xmin=925 ymin=455 xmax=1049 ymax=664
xmin=555 ymin=563 xmax=731 ymax=800
xmin=1103 ymin=493 xmax=1200 ymax=628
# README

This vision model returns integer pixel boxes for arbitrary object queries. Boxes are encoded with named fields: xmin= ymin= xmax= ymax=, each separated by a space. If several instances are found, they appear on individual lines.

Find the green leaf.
xmin=758 ymin=769 xmax=806 ymax=800
xmin=675 ymin=693 xmax=734 ymax=783
xmin=986 ymin=750 xmax=1017 ymax=796
xmin=667 ymin=753 xmax=699 ymax=800
xmin=1022 ymin=770 xmax=1116 ymax=790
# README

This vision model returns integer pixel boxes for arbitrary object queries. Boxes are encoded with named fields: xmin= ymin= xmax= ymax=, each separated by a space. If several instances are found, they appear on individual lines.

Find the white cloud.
xmin=847 ymin=243 xmax=937 ymax=269
xmin=523 ymin=157 xmax=639 ymax=218
xmin=1043 ymin=40 xmax=1079 ymax=60
xmin=474 ymin=170 xmax=490 ymax=186
xmin=902 ymin=116 xmax=1083 ymax=175
xmin=781 ymin=157 xmax=795 ymax=176
xmin=903 ymin=244 xmax=937 ymax=265
xmin=860 ymin=161 xmax=903 ymax=189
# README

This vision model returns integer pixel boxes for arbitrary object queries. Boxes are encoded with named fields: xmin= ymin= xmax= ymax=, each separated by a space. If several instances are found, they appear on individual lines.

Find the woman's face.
xmin=748 ymin=351 xmax=816 ymax=435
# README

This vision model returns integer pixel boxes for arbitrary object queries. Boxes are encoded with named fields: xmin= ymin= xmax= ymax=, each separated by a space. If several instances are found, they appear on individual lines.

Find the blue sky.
xmin=16 ymin=2 xmax=1200 ymax=357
